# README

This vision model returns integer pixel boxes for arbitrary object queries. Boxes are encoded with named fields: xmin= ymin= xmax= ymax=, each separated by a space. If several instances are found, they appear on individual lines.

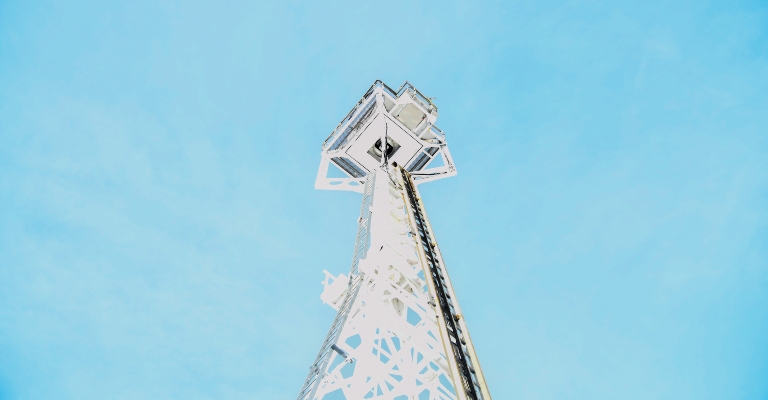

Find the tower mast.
xmin=298 ymin=81 xmax=491 ymax=400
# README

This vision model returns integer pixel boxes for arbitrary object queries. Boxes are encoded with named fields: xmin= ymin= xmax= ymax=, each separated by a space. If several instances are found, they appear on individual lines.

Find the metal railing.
xmin=322 ymin=80 xmax=439 ymax=151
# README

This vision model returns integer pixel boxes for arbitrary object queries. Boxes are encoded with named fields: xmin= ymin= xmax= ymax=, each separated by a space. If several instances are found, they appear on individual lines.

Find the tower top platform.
xmin=316 ymin=80 xmax=457 ymax=193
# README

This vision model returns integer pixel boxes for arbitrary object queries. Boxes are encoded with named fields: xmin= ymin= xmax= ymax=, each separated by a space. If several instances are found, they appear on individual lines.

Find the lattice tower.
xmin=297 ymin=81 xmax=491 ymax=400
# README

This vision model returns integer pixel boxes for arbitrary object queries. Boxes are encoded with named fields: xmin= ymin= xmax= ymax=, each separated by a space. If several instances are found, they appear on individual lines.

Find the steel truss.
xmin=297 ymin=167 xmax=491 ymax=400
xmin=298 ymin=80 xmax=490 ymax=400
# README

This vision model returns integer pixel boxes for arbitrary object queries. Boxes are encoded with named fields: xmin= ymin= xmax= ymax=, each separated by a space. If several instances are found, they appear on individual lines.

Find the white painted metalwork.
xmin=298 ymin=81 xmax=490 ymax=400
xmin=315 ymin=81 xmax=457 ymax=193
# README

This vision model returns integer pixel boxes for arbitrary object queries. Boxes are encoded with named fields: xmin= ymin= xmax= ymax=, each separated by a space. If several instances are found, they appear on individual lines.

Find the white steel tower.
xmin=297 ymin=81 xmax=491 ymax=400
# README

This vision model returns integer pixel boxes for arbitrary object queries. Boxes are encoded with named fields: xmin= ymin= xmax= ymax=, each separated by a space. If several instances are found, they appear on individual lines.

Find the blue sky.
xmin=1 ymin=0 xmax=767 ymax=399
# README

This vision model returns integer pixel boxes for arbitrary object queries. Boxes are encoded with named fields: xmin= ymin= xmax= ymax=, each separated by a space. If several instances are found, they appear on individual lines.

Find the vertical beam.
xmin=410 ymin=182 xmax=494 ymax=400
xmin=296 ymin=174 xmax=376 ymax=400
xmin=397 ymin=166 xmax=492 ymax=400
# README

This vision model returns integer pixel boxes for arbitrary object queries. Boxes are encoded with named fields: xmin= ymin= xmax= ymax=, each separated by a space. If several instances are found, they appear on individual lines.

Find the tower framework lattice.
xmin=297 ymin=81 xmax=491 ymax=400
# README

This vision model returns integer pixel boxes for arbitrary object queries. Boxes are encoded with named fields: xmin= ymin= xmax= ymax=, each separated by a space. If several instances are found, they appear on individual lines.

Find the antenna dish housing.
xmin=316 ymin=80 xmax=457 ymax=192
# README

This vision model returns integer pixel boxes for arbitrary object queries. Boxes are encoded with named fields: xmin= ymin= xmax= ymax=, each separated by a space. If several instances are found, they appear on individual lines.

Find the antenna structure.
xmin=298 ymin=81 xmax=491 ymax=400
